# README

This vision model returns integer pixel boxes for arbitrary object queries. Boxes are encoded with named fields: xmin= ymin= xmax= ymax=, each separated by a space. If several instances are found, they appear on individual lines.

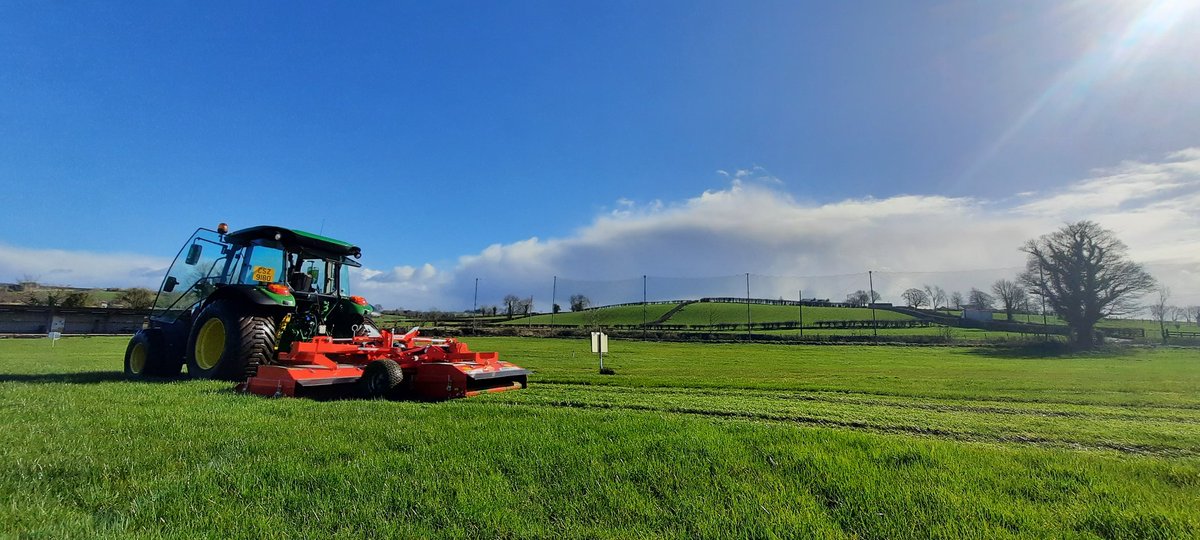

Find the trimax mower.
xmin=124 ymin=224 xmax=527 ymax=399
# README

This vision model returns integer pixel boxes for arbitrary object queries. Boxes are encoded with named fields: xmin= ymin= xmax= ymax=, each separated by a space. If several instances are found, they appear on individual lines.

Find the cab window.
xmin=152 ymin=229 xmax=230 ymax=320
xmin=291 ymin=260 xmax=342 ymax=295
xmin=236 ymin=245 xmax=286 ymax=285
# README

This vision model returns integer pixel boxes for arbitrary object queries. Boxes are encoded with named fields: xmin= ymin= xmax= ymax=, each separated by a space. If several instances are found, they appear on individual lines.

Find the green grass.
xmin=959 ymin=310 xmax=1169 ymax=335
xmin=667 ymin=302 xmax=913 ymax=325
xmin=1 ymin=337 xmax=1198 ymax=538
xmin=754 ymin=326 xmax=1047 ymax=340
xmin=504 ymin=301 xmax=913 ymax=328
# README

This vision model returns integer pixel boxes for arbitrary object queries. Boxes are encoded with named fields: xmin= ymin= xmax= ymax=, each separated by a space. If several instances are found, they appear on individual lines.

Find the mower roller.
xmin=124 ymin=223 xmax=527 ymax=400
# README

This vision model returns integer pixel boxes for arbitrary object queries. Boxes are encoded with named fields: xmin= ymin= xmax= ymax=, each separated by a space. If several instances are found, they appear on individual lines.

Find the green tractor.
xmin=125 ymin=224 xmax=376 ymax=381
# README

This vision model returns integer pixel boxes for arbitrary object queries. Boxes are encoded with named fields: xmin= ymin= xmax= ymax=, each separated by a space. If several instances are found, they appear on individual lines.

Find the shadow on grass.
xmin=966 ymin=342 xmax=1135 ymax=359
xmin=2 ymin=372 xmax=366 ymax=401
xmin=0 ymin=371 xmax=175 ymax=384
xmin=206 ymin=384 xmax=357 ymax=401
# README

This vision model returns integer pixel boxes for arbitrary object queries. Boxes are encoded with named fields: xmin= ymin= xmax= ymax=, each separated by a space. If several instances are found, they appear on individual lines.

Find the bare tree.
xmin=569 ymin=294 xmax=591 ymax=311
xmin=584 ymin=306 xmax=606 ymax=329
xmin=967 ymin=288 xmax=995 ymax=310
xmin=901 ymin=288 xmax=930 ymax=309
xmin=1149 ymin=287 xmax=1171 ymax=341
xmin=17 ymin=275 xmax=40 ymax=291
xmin=991 ymin=279 xmax=1028 ymax=322
xmin=706 ymin=305 xmax=720 ymax=327
xmin=502 ymin=294 xmax=521 ymax=319
xmin=1020 ymin=221 xmax=1157 ymax=348
xmin=923 ymin=285 xmax=947 ymax=310
xmin=1019 ymin=295 xmax=1034 ymax=323
xmin=949 ymin=291 xmax=965 ymax=310
xmin=845 ymin=290 xmax=879 ymax=307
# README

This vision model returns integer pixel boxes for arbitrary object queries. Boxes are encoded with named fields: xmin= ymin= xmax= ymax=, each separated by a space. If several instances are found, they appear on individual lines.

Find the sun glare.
xmin=961 ymin=0 xmax=1199 ymax=185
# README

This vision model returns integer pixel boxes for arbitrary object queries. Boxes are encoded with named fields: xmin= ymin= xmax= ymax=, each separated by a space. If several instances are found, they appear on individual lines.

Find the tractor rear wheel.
xmin=359 ymin=359 xmax=404 ymax=399
xmin=186 ymin=301 xmax=277 ymax=381
xmin=124 ymin=330 xmax=178 ymax=378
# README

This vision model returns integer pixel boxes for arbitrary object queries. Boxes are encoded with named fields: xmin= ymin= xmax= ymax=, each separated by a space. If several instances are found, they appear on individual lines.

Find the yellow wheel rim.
xmin=129 ymin=342 xmax=147 ymax=374
xmin=195 ymin=318 xmax=226 ymax=370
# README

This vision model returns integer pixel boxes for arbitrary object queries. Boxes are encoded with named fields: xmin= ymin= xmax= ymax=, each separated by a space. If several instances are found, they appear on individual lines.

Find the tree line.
xmin=507 ymin=222 xmax=1161 ymax=348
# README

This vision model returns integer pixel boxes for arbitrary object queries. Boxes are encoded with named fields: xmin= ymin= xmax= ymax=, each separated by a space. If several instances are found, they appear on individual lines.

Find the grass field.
xmin=668 ymin=302 xmax=913 ymax=325
xmin=1 ymin=337 xmax=1197 ymax=538
xmin=504 ymin=301 xmax=914 ymax=328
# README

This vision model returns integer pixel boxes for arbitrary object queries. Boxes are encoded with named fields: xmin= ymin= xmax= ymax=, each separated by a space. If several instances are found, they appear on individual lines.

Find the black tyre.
xmin=358 ymin=359 xmax=404 ymax=399
xmin=186 ymin=301 xmax=277 ymax=381
xmin=125 ymin=330 xmax=179 ymax=378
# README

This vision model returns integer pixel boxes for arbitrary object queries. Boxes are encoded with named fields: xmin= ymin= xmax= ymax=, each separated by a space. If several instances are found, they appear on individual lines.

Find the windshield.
xmin=236 ymin=244 xmax=286 ymax=285
xmin=151 ymin=229 xmax=231 ymax=321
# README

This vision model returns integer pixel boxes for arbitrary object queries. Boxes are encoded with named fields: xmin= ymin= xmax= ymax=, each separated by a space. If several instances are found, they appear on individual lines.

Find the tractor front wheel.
xmin=359 ymin=359 xmax=404 ymax=399
xmin=186 ymin=301 xmax=277 ymax=381
xmin=124 ymin=330 xmax=178 ymax=378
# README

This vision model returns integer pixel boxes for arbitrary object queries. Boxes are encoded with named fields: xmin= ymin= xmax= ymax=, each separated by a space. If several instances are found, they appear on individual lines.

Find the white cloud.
xmin=0 ymin=244 xmax=169 ymax=289
xmin=1016 ymin=150 xmax=1200 ymax=216
xmin=415 ymin=148 xmax=1200 ymax=310
xmin=3 ymin=148 xmax=1198 ymax=310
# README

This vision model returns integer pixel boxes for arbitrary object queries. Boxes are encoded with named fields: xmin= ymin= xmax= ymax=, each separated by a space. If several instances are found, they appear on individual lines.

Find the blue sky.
xmin=2 ymin=1 xmax=1199 ymax=308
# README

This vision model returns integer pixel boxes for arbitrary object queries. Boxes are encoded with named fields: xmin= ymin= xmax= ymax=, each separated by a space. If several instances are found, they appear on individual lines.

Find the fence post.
xmin=868 ymin=271 xmax=878 ymax=338
xmin=642 ymin=275 xmax=647 ymax=339
xmin=798 ymin=288 xmax=803 ymax=338
xmin=745 ymin=273 xmax=752 ymax=341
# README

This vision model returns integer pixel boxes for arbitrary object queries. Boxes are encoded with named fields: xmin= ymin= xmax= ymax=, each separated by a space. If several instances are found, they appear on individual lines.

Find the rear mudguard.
xmin=205 ymin=284 xmax=296 ymax=310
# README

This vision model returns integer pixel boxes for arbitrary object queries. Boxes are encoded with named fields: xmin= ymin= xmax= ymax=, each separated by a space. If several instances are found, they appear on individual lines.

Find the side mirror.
xmin=163 ymin=276 xmax=179 ymax=293
xmin=184 ymin=244 xmax=203 ymax=265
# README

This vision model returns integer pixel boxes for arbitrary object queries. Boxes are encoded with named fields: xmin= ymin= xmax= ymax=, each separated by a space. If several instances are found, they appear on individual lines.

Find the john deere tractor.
xmin=125 ymin=224 xmax=376 ymax=381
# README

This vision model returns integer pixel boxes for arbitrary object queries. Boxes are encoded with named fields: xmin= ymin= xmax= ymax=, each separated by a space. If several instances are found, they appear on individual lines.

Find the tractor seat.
xmin=288 ymin=272 xmax=315 ymax=293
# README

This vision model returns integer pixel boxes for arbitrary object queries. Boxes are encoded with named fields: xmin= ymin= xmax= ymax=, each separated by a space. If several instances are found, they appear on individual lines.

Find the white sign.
xmin=50 ymin=315 xmax=65 ymax=333
xmin=590 ymin=332 xmax=610 ymax=372
xmin=590 ymin=332 xmax=608 ymax=353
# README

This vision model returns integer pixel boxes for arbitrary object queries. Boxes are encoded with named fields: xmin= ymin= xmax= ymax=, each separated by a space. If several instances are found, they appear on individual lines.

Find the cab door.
xmin=151 ymin=228 xmax=234 ymax=322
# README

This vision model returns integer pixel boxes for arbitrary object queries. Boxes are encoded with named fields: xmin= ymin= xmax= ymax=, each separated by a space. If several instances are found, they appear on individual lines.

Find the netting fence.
xmin=462 ymin=261 xmax=1199 ymax=333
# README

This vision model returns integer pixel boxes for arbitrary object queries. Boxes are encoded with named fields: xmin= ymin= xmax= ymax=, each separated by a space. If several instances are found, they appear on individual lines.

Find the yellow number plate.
xmin=252 ymin=266 xmax=276 ymax=283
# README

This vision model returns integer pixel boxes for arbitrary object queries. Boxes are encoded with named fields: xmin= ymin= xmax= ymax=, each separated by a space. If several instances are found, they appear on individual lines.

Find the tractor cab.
xmin=140 ymin=224 xmax=376 ymax=379
xmin=220 ymin=225 xmax=376 ymax=345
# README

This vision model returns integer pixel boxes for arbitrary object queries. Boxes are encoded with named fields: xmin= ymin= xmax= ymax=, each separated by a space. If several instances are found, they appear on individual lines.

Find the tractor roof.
xmin=224 ymin=226 xmax=362 ymax=261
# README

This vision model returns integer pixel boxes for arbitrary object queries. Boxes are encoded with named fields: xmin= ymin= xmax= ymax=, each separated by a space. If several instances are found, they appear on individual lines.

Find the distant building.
xmin=961 ymin=308 xmax=992 ymax=322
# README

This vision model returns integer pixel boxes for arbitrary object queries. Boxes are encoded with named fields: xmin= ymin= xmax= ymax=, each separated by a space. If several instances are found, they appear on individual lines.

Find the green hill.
xmin=500 ymin=301 xmax=914 ymax=327
xmin=667 ymin=302 xmax=913 ymax=326
xmin=501 ymin=303 xmax=678 ymax=326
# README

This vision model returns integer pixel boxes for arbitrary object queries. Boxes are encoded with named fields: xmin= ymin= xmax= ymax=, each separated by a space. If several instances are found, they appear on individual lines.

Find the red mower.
xmin=240 ymin=327 xmax=528 ymax=399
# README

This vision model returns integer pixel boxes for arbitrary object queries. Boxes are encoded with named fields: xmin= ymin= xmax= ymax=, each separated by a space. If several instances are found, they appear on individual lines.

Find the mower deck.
xmin=238 ymin=329 xmax=528 ymax=400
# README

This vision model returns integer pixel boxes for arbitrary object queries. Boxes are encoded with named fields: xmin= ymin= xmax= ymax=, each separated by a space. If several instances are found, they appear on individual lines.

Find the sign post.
xmin=49 ymin=315 xmax=65 ymax=347
xmin=590 ymin=331 xmax=609 ymax=373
